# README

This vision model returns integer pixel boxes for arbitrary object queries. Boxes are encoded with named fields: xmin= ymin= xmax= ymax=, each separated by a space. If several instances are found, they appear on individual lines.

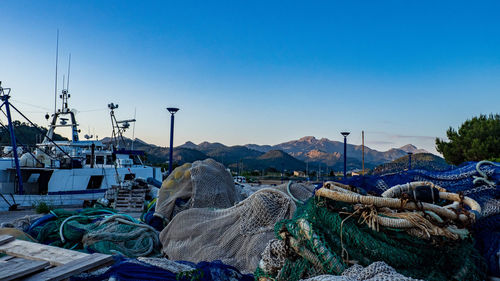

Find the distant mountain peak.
xmin=399 ymin=144 xmax=428 ymax=154
xmin=299 ymin=136 xmax=317 ymax=142
xmin=258 ymin=149 xmax=292 ymax=160
xmin=134 ymin=138 xmax=150 ymax=145
xmin=180 ymin=141 xmax=198 ymax=149
xmin=400 ymin=144 xmax=417 ymax=150
xmin=306 ymin=149 xmax=328 ymax=157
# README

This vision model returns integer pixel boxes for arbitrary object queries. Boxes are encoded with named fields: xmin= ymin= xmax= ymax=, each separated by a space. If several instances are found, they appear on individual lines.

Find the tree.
xmin=436 ymin=114 xmax=500 ymax=165
xmin=0 ymin=121 xmax=67 ymax=146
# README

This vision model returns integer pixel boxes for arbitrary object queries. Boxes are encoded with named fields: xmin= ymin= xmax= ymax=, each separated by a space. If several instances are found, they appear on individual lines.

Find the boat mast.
xmin=108 ymin=102 xmax=135 ymax=150
xmin=0 ymin=82 xmax=24 ymax=195
xmin=54 ymin=30 xmax=59 ymax=116
xmin=45 ymin=53 xmax=80 ymax=143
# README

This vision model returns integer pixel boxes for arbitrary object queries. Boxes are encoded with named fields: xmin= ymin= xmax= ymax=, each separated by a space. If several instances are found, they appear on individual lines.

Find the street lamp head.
xmin=407 ymin=152 xmax=413 ymax=155
xmin=167 ymin=107 xmax=179 ymax=114
xmin=340 ymin=132 xmax=350 ymax=137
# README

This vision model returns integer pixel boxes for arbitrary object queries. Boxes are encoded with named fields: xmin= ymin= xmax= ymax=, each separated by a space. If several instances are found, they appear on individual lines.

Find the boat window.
xmin=132 ymin=155 xmax=142 ymax=165
xmin=27 ymin=173 xmax=40 ymax=183
xmin=96 ymin=156 xmax=104 ymax=165
xmin=87 ymin=175 xmax=104 ymax=189
xmin=106 ymin=155 xmax=114 ymax=165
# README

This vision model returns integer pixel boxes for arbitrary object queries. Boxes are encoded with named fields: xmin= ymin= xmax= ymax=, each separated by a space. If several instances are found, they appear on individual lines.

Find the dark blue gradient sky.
xmin=1 ymin=1 xmax=499 ymax=154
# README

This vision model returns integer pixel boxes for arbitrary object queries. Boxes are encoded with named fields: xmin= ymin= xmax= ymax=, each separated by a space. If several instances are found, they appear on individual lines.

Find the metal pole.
xmin=341 ymin=132 xmax=350 ymax=178
xmin=168 ymin=113 xmax=175 ymax=175
xmin=343 ymin=136 xmax=347 ymax=178
xmin=4 ymin=97 xmax=24 ymax=194
xmin=306 ymin=161 xmax=308 ymax=180
xmin=408 ymin=152 xmax=412 ymax=170
xmin=362 ymin=131 xmax=365 ymax=175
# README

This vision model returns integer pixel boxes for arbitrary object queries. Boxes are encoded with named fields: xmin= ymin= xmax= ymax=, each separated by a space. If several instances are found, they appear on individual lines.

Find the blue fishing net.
xmin=70 ymin=256 xmax=254 ymax=281
xmin=341 ymin=161 xmax=500 ymax=276
xmin=342 ymin=161 xmax=499 ymax=204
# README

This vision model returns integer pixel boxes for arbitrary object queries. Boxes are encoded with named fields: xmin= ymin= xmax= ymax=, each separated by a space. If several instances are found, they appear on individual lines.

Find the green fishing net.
xmin=29 ymin=207 xmax=160 ymax=257
xmin=255 ymin=197 xmax=487 ymax=281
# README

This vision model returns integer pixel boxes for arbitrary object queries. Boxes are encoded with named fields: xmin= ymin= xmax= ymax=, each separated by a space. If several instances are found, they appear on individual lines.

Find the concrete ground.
xmin=0 ymin=210 xmax=38 ymax=224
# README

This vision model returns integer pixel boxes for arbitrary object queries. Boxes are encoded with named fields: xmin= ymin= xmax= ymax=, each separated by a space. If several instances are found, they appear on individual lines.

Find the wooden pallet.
xmin=0 ymin=235 xmax=114 ymax=281
xmin=113 ymin=188 xmax=147 ymax=212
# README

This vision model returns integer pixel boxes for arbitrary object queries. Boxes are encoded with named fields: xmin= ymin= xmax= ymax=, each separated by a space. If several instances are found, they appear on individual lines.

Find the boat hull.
xmin=0 ymin=165 xmax=162 ymax=211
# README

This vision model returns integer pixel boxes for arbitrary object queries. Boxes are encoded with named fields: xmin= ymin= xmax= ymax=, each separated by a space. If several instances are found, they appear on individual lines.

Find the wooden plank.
xmin=0 ymin=239 xmax=88 ymax=266
xmin=0 ymin=257 xmax=49 ymax=281
xmin=119 ymin=189 xmax=148 ymax=192
xmin=23 ymin=253 xmax=114 ymax=281
xmin=116 ymin=203 xmax=143 ymax=205
xmin=114 ymin=188 xmax=145 ymax=212
xmin=0 ymin=235 xmax=15 ymax=246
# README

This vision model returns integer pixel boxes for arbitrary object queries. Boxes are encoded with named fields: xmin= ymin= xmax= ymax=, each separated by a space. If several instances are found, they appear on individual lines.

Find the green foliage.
xmin=371 ymin=153 xmax=450 ymax=175
xmin=0 ymin=120 xmax=67 ymax=147
xmin=33 ymin=201 xmax=54 ymax=214
xmin=436 ymin=114 xmax=500 ymax=165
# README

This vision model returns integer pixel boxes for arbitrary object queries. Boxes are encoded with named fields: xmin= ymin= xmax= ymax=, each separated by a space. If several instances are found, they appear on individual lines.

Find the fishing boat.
xmin=0 ymin=82 xmax=162 ymax=211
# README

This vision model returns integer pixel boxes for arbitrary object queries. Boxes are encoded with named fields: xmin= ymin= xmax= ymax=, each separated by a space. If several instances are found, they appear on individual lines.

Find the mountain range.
xmin=106 ymin=135 xmax=438 ymax=173
xmin=241 ymin=136 xmax=429 ymax=169
xmin=0 ymin=122 xmax=444 ymax=174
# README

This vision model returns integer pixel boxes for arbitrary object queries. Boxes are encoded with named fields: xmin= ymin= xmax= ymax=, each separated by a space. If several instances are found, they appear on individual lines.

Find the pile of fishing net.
xmin=153 ymin=158 xmax=243 ymax=226
xmin=71 ymin=256 xmax=254 ymax=281
xmin=299 ymin=262 xmax=422 ymax=281
xmin=0 ymin=213 xmax=43 ymax=230
xmin=342 ymin=160 xmax=500 ymax=276
xmin=26 ymin=207 xmax=161 ymax=258
xmin=256 ymin=181 xmax=488 ymax=281
xmin=159 ymin=180 xmax=315 ymax=274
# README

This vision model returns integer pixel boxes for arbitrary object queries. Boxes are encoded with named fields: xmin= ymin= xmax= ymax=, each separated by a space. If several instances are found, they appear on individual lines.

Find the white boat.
xmin=0 ymin=84 xmax=162 ymax=211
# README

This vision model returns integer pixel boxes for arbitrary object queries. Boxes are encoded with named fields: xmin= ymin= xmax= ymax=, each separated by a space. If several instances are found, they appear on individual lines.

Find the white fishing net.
xmin=154 ymin=158 xmax=242 ymax=223
xmin=237 ymin=181 xmax=316 ymax=201
xmin=300 ymin=262 xmax=423 ymax=281
xmin=155 ymin=158 xmax=316 ymax=273
xmin=160 ymin=185 xmax=314 ymax=274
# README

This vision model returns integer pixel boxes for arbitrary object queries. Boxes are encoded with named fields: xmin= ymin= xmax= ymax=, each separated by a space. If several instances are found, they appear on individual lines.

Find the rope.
xmin=314 ymin=181 xmax=482 ymax=242
xmin=473 ymin=160 xmax=500 ymax=186
xmin=317 ymin=185 xmax=480 ymax=223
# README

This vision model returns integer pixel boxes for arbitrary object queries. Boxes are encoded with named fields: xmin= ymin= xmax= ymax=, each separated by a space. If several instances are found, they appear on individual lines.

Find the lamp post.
xmin=167 ymin=107 xmax=179 ymax=175
xmin=341 ymin=132 xmax=350 ymax=178
xmin=281 ymin=162 xmax=284 ymax=184
xmin=407 ymin=152 xmax=413 ymax=170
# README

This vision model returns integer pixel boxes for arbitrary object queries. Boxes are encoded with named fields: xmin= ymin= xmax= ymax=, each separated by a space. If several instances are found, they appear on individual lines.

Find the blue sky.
xmin=0 ymin=1 xmax=499 ymax=154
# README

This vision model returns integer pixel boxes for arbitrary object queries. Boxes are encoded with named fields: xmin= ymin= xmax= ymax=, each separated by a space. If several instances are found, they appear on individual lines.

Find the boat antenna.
xmin=67 ymin=53 xmax=71 ymax=91
xmin=54 ymin=29 xmax=59 ymax=114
